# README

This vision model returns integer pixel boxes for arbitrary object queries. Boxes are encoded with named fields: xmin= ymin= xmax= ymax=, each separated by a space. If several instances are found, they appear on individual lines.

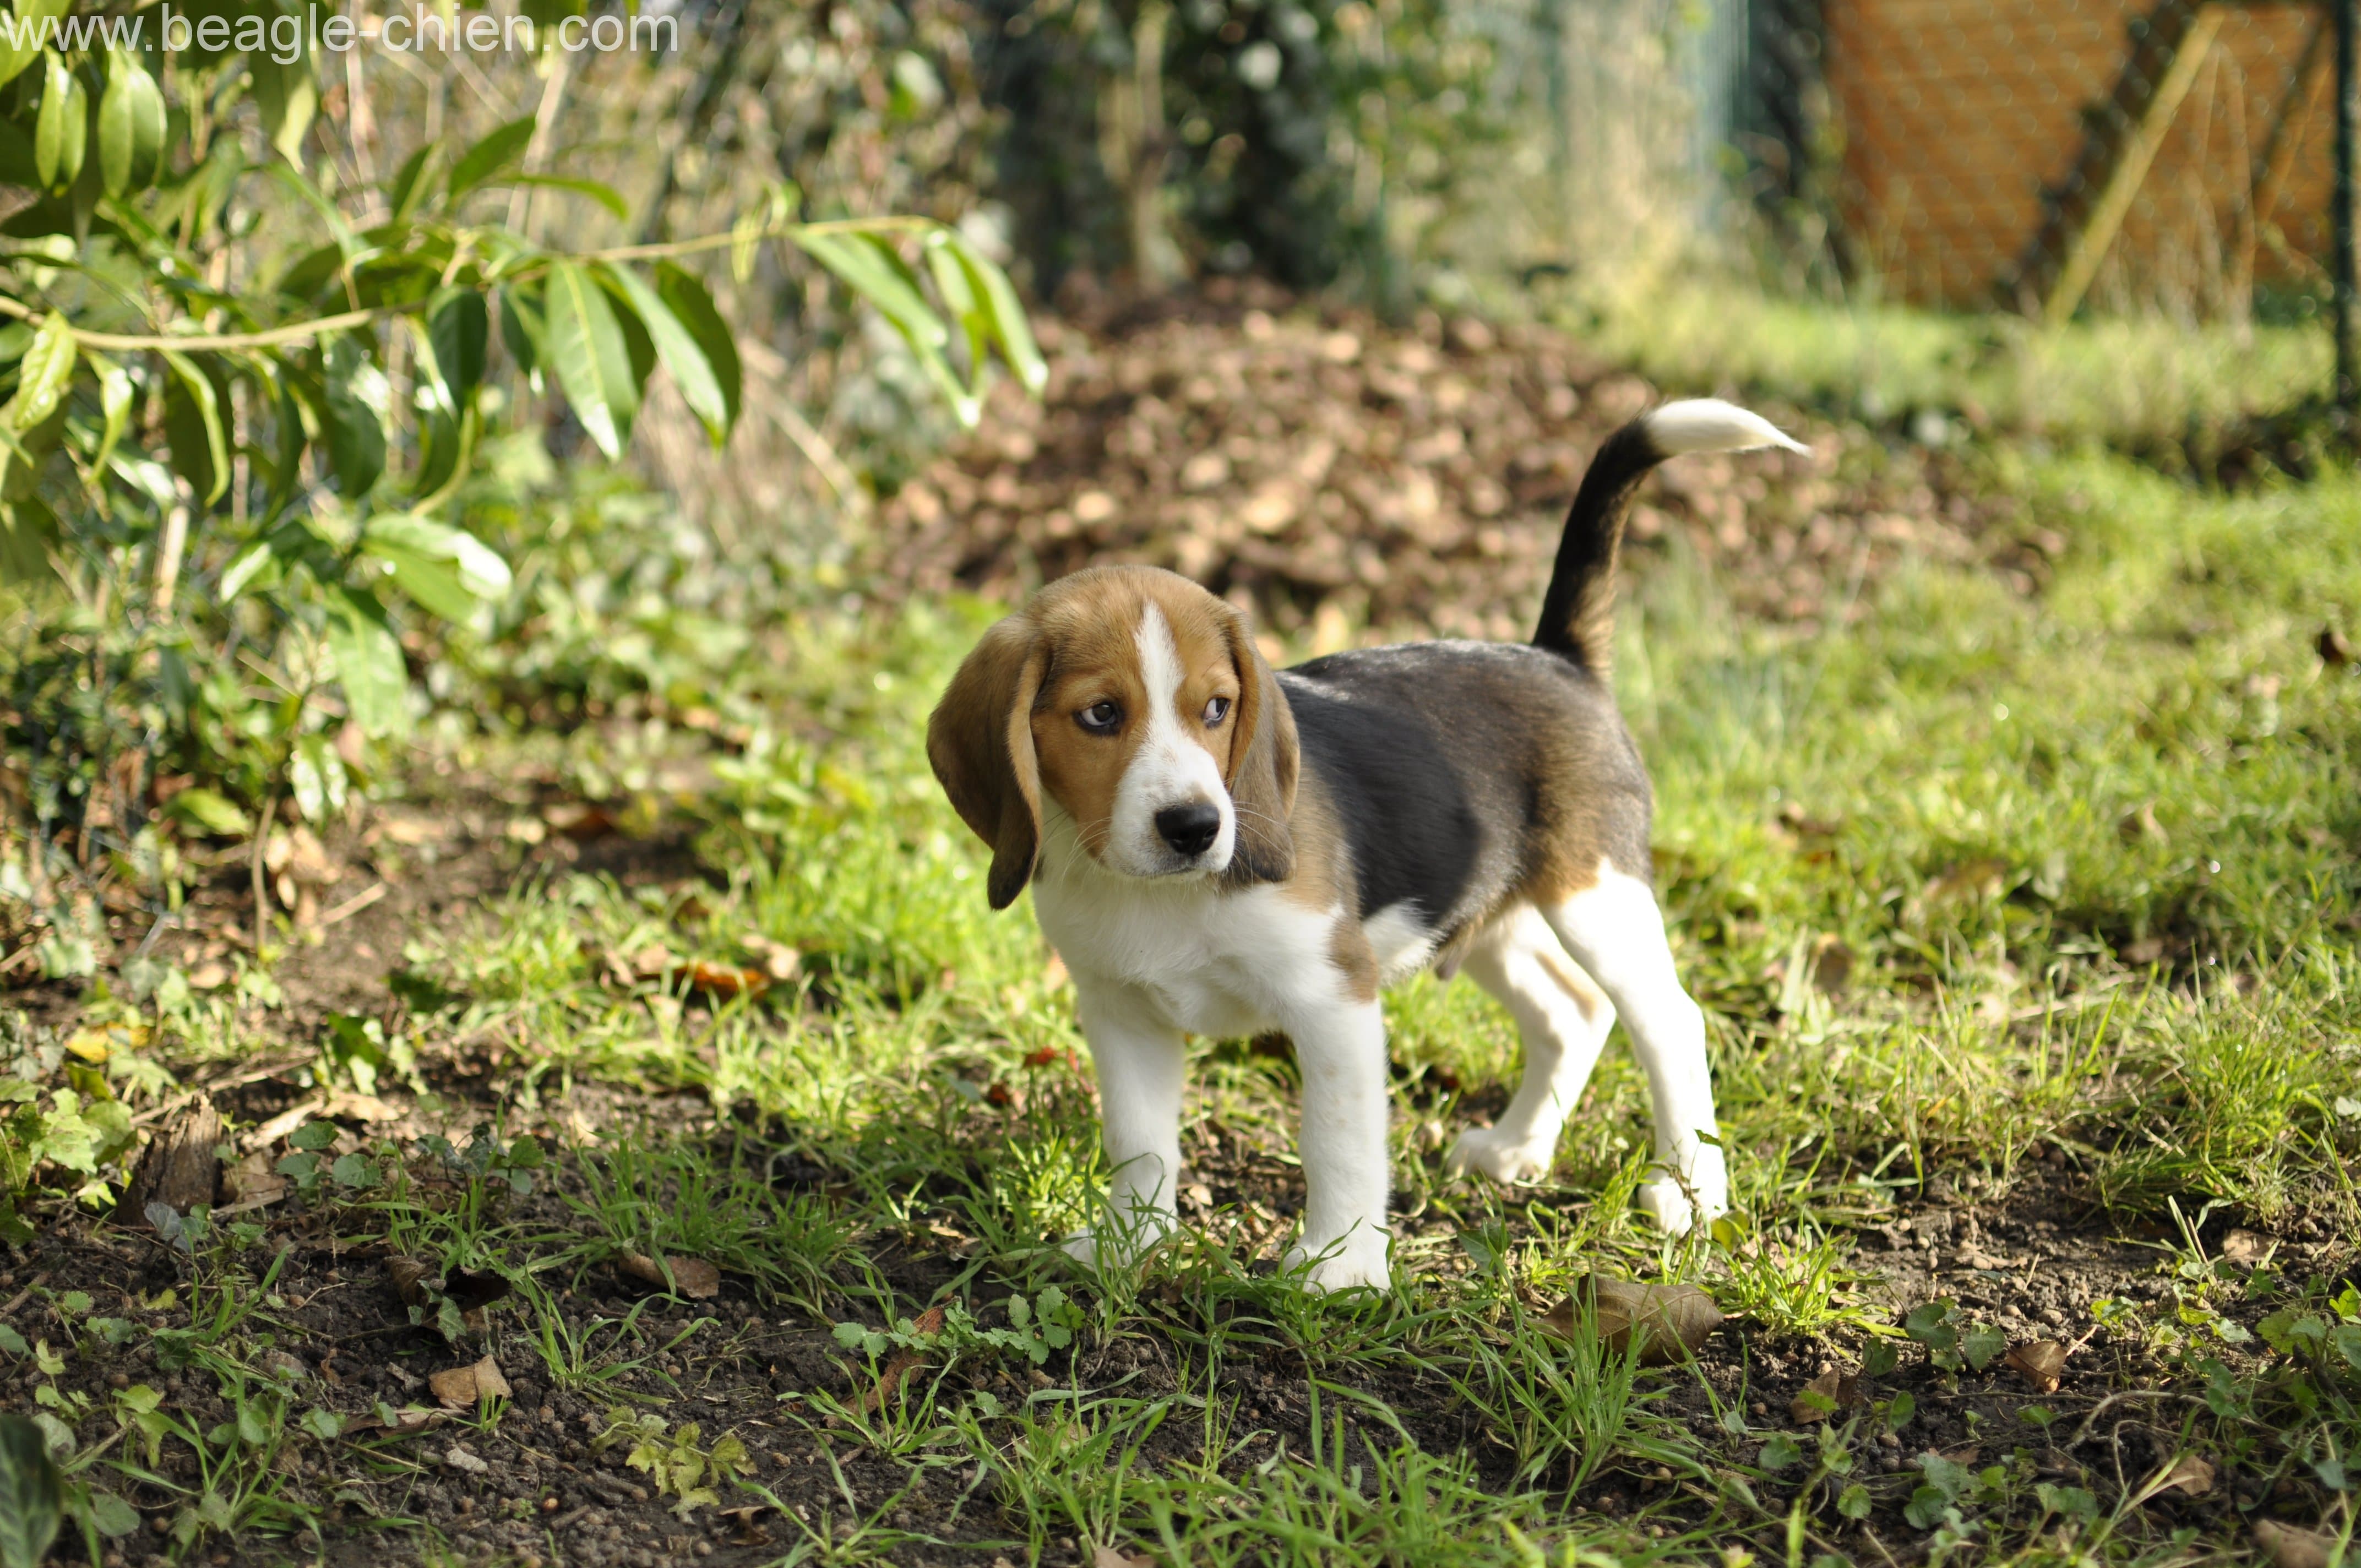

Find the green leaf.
xmin=361 ymin=514 xmax=510 ymax=619
xmin=319 ymin=336 xmax=387 ymax=499
xmin=324 ymin=586 xmax=409 ymax=738
xmin=1961 ymin=1321 xmax=2008 ymax=1372
xmin=289 ymin=1120 xmax=338 ymax=1151
xmin=447 ymin=114 xmax=535 ymax=203
xmin=507 ymin=173 xmax=628 ymax=219
xmin=81 ymin=1490 xmax=138 ymax=1538
xmin=96 ymin=50 xmax=164 ymax=197
xmin=33 ymin=54 xmax=84 ymax=192
xmin=0 ymin=1414 xmax=62 ymax=1568
xmin=1836 ymin=1482 xmax=1870 ymax=1520
xmin=9 ymin=314 xmax=74 ymax=431
xmin=1757 ymin=1432 xmax=1802 ymax=1471
xmin=427 ymin=288 xmax=488 ymax=410
xmin=86 ymin=352 xmax=128 ymax=475
xmin=599 ymin=264 xmax=728 ymax=441
xmin=497 ymin=285 xmax=543 ymax=379
xmin=542 ymin=259 xmax=637 ymax=459
xmin=792 ymin=230 xmax=945 ymax=349
xmin=653 ymin=263 xmax=741 ymax=436
xmin=386 ymin=140 xmax=437 ymax=221
xmin=329 ymin=1152 xmax=377 ymax=1190
xmin=0 ymin=1 xmax=67 ymax=92
xmin=248 ymin=52 xmax=316 ymax=167
xmin=160 ymin=351 xmax=229 ymax=504
xmin=944 ymin=231 xmax=1048 ymax=393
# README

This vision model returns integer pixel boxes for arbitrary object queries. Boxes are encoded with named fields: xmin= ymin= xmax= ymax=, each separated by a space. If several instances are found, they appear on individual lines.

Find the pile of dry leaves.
xmin=858 ymin=281 xmax=2054 ymax=643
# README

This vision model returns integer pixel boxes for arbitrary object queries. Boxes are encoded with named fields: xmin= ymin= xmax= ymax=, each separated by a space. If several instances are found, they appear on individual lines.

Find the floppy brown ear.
xmin=927 ymin=615 xmax=1048 ymax=910
xmin=1221 ymin=611 xmax=1297 ymax=884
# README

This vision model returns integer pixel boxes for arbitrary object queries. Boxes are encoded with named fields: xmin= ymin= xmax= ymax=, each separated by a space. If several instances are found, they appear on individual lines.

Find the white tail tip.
xmin=1645 ymin=398 xmax=1809 ymax=458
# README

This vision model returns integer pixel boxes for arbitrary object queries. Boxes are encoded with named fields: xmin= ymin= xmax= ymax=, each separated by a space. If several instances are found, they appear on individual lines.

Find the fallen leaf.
xmin=2320 ymin=627 xmax=2354 ymax=668
xmin=1810 ymin=935 xmax=1854 ymax=994
xmin=1537 ymin=1278 xmax=1722 ymax=1364
xmin=444 ymin=1444 xmax=489 ymax=1474
xmin=342 ymin=1405 xmax=442 ymax=1435
xmin=618 ymin=1252 xmax=722 ymax=1299
xmin=858 ymin=1305 xmax=947 ymax=1414
xmin=428 ymin=1355 xmax=512 ymax=1408
xmin=747 ymin=937 xmax=801 ymax=983
xmin=543 ymin=801 xmax=616 ymax=840
xmin=684 ymin=960 xmax=770 ymax=998
xmin=387 ymin=1258 xmax=433 ymax=1308
xmin=187 ymin=961 xmax=231 ymax=991
xmin=2255 ymin=1520 xmax=2339 ymax=1568
xmin=220 ymin=1150 xmax=287 ymax=1206
xmin=629 ymin=945 xmax=676 ymax=979
xmin=1789 ymin=1368 xmax=1865 ymax=1423
xmin=2004 ymin=1339 xmax=2069 ymax=1393
xmin=2219 ymin=1228 xmax=2271 ymax=1268
xmin=1092 ymin=1548 xmax=1154 ymax=1568
xmin=2153 ymin=1453 xmax=2215 ymax=1498
xmin=445 ymin=1269 xmax=513 ymax=1313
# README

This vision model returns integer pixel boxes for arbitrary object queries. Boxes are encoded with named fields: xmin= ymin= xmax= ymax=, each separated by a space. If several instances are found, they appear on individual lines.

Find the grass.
xmin=12 ymin=403 xmax=2361 ymax=1564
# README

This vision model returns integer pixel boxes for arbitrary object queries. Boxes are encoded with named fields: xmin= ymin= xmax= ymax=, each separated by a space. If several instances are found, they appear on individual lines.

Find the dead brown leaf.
xmin=428 ymin=1355 xmax=513 ymax=1408
xmin=684 ymin=960 xmax=770 ymax=999
xmin=220 ymin=1150 xmax=287 ymax=1207
xmin=342 ymin=1406 xmax=442 ymax=1435
xmin=2003 ymin=1339 xmax=2069 ymax=1393
xmin=618 ymin=1252 xmax=722 ymax=1299
xmin=857 ymin=1304 xmax=947 ymax=1414
xmin=1537 ymin=1278 xmax=1722 ymax=1365
xmin=1789 ymin=1368 xmax=1865 ymax=1423
xmin=387 ymin=1257 xmax=432 ymax=1308
xmin=2153 ymin=1453 xmax=2216 ymax=1499
xmin=1092 ymin=1548 xmax=1155 ymax=1568
xmin=2254 ymin=1520 xmax=2340 ymax=1568
xmin=2220 ymin=1228 xmax=2271 ymax=1268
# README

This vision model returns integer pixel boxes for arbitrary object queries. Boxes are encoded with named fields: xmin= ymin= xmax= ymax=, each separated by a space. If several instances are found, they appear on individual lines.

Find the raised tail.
xmin=1531 ymin=399 xmax=1807 ymax=670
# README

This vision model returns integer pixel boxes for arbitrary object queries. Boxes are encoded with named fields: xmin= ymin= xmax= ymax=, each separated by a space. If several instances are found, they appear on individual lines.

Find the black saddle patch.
xmin=1281 ymin=673 xmax=1483 ymax=925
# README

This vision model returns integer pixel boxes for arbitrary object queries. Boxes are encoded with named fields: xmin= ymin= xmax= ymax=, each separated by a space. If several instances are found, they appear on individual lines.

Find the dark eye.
xmin=1078 ymin=700 xmax=1123 ymax=733
xmin=1203 ymin=695 xmax=1233 ymax=726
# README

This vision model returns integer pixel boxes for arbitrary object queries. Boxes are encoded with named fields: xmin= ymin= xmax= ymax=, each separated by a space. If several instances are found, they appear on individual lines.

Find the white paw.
xmin=1445 ymin=1125 xmax=1558 ymax=1185
xmin=1638 ymin=1146 xmax=1730 ymax=1234
xmin=1283 ymin=1234 xmax=1391 ymax=1293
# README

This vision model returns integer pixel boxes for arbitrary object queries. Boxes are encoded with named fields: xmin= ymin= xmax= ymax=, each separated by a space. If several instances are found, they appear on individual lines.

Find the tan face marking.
xmin=1028 ymin=575 xmax=1245 ymax=876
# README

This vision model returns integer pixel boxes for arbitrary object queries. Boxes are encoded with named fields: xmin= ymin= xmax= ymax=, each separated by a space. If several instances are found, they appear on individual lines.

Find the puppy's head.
xmin=928 ymin=567 xmax=1297 ymax=908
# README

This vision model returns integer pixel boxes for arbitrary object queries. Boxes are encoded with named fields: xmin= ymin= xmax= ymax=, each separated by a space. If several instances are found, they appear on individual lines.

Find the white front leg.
xmin=1541 ymin=867 xmax=1729 ymax=1232
xmin=1065 ymin=972 xmax=1187 ymax=1265
xmin=1280 ymin=998 xmax=1392 ymax=1291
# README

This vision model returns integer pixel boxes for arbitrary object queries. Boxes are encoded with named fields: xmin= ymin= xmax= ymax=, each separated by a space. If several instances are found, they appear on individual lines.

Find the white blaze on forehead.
xmin=1135 ymin=601 xmax=1187 ymax=732
xmin=1101 ymin=598 xmax=1236 ymax=877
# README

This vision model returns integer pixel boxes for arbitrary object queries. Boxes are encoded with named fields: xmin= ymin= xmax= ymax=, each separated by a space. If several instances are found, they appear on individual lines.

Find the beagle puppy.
xmin=929 ymin=399 xmax=1805 ymax=1290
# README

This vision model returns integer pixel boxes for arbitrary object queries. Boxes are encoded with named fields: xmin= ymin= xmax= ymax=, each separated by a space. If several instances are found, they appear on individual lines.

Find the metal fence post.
xmin=2337 ymin=0 xmax=2358 ymax=412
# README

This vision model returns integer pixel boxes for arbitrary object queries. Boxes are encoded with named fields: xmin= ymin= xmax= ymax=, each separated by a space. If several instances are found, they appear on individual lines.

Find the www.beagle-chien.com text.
xmin=928 ymin=399 xmax=1806 ymax=1290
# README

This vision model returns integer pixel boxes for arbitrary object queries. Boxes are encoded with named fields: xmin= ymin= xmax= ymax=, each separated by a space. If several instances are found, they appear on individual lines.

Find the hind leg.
xmin=1446 ymin=905 xmax=1618 ymax=1185
xmin=1538 ymin=868 xmax=1728 ymax=1233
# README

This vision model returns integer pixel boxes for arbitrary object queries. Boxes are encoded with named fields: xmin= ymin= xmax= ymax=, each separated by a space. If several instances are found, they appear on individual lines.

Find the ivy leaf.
xmin=542 ymin=259 xmax=637 ymax=459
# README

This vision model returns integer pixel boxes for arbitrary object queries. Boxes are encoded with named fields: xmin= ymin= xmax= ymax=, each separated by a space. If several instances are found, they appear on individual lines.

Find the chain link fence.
xmin=1452 ymin=0 xmax=2346 ymax=391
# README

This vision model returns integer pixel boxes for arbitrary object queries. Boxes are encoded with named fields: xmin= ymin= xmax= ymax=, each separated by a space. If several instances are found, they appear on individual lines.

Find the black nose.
xmin=1154 ymin=802 xmax=1222 ymax=857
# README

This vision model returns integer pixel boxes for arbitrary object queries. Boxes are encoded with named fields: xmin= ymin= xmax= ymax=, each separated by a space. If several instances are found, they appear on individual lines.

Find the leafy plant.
xmin=0 ymin=3 xmax=1042 ymax=983
xmin=832 ymin=1285 xmax=1085 ymax=1370
xmin=594 ymin=1409 xmax=750 ymax=1517
xmin=1903 ymin=1297 xmax=2007 ymax=1374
